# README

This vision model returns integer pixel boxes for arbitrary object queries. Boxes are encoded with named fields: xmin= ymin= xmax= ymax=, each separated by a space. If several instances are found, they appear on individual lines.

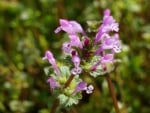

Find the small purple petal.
xmin=55 ymin=19 xmax=84 ymax=35
xmin=43 ymin=51 xmax=60 ymax=75
xmin=101 ymin=37 xmax=115 ymax=49
xmin=69 ymin=35 xmax=83 ymax=49
xmin=69 ymin=21 xmax=84 ymax=34
xmin=47 ymin=77 xmax=60 ymax=91
xmin=101 ymin=54 xmax=114 ymax=64
xmin=95 ymin=32 xmax=110 ymax=44
xmin=54 ymin=26 xmax=62 ymax=33
xmin=71 ymin=67 xmax=82 ymax=75
xmin=113 ymin=40 xmax=122 ymax=53
xmin=104 ymin=9 xmax=111 ymax=16
xmin=73 ymin=81 xmax=87 ymax=94
xmin=72 ymin=55 xmax=81 ymax=68
xmin=62 ymin=42 xmax=72 ymax=54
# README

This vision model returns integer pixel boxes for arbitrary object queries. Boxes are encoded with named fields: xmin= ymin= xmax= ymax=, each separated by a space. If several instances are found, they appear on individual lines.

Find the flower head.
xmin=55 ymin=19 xmax=84 ymax=35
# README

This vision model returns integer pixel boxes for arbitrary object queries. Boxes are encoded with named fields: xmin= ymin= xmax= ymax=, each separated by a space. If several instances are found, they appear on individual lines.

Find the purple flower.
xmin=103 ymin=9 xmax=110 ymax=17
xmin=55 ymin=19 xmax=84 ymax=35
xmin=95 ymin=9 xmax=119 ymax=43
xmin=111 ymin=34 xmax=122 ymax=53
xmin=43 ymin=51 xmax=60 ymax=76
xmin=47 ymin=77 xmax=60 ymax=91
xmin=96 ymin=34 xmax=120 ymax=53
xmin=73 ymin=81 xmax=87 ymax=94
xmin=71 ymin=55 xmax=82 ymax=75
xmin=71 ymin=67 xmax=82 ymax=75
xmin=73 ymin=82 xmax=94 ymax=94
xmin=72 ymin=55 xmax=81 ymax=68
xmin=101 ymin=54 xmax=114 ymax=64
xmin=69 ymin=35 xmax=83 ymax=49
xmin=91 ymin=54 xmax=114 ymax=71
xmin=62 ymin=42 xmax=72 ymax=54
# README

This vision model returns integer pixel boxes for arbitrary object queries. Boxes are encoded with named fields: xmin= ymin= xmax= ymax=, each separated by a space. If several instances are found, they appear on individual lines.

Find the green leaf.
xmin=58 ymin=93 xmax=82 ymax=107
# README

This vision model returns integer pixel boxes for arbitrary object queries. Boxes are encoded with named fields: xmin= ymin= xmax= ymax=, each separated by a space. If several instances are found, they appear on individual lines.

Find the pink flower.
xmin=55 ymin=19 xmax=84 ymax=35
xmin=43 ymin=51 xmax=60 ymax=76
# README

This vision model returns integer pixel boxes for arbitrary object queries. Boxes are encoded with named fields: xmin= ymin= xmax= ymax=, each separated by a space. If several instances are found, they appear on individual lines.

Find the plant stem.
xmin=50 ymin=99 xmax=59 ymax=113
xmin=71 ymin=107 xmax=78 ymax=113
xmin=50 ymin=74 xmax=75 ymax=113
xmin=106 ymin=75 xmax=121 ymax=113
xmin=64 ymin=74 xmax=75 ymax=88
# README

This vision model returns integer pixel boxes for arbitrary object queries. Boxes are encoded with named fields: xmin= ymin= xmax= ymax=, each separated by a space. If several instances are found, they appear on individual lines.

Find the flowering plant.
xmin=43 ymin=9 xmax=121 ymax=113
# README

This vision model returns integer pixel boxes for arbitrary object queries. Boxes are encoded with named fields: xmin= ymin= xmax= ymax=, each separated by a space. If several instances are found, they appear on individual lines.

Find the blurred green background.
xmin=0 ymin=0 xmax=149 ymax=113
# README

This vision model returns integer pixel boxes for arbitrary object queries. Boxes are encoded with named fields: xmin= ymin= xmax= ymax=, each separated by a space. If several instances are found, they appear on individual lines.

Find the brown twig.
xmin=50 ymin=99 xmax=60 ymax=113
xmin=64 ymin=74 xmax=75 ymax=88
xmin=106 ymin=75 xmax=121 ymax=113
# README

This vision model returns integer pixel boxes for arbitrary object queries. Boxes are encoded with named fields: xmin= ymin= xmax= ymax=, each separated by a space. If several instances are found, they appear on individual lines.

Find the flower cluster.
xmin=43 ymin=9 xmax=121 ymax=107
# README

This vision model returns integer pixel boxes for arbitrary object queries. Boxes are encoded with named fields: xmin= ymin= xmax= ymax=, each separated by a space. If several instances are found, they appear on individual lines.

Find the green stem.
xmin=106 ymin=75 xmax=121 ymax=113
xmin=50 ymin=74 xmax=75 ymax=113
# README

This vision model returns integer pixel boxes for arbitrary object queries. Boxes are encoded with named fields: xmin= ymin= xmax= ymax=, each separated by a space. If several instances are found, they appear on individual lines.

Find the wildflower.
xmin=73 ymin=82 xmax=94 ymax=94
xmin=69 ymin=35 xmax=83 ymax=49
xmin=100 ymin=54 xmax=114 ymax=64
xmin=62 ymin=42 xmax=72 ymax=54
xmin=43 ymin=51 xmax=60 ymax=75
xmin=71 ymin=67 xmax=82 ymax=75
xmin=96 ymin=34 xmax=121 ymax=55
xmin=72 ymin=55 xmax=81 ymax=68
xmin=55 ymin=19 xmax=85 ymax=35
xmin=71 ymin=55 xmax=82 ymax=75
xmin=72 ymin=81 xmax=87 ymax=94
xmin=47 ymin=77 xmax=60 ymax=91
